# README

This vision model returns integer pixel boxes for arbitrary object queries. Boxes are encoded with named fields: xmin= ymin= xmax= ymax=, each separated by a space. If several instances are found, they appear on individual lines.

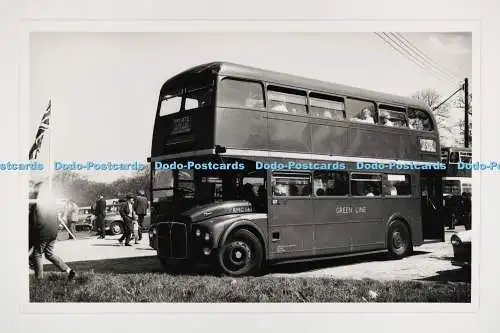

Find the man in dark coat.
xmin=133 ymin=190 xmax=149 ymax=241
xmin=118 ymin=194 xmax=136 ymax=246
xmin=94 ymin=193 xmax=107 ymax=239
xmin=29 ymin=181 xmax=75 ymax=280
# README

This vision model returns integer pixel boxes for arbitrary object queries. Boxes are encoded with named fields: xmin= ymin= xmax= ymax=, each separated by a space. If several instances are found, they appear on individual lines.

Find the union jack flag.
xmin=29 ymin=99 xmax=51 ymax=160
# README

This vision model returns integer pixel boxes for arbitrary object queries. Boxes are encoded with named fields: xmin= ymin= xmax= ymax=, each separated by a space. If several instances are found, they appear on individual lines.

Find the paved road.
xmin=268 ymin=229 xmax=470 ymax=282
xmin=40 ymin=227 xmax=470 ymax=282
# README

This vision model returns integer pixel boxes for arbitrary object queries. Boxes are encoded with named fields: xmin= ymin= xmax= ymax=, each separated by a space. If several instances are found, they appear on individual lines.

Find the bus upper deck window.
xmin=184 ymin=86 xmax=213 ymax=111
xmin=346 ymin=99 xmax=376 ymax=124
xmin=309 ymin=94 xmax=345 ymax=120
xmin=268 ymin=86 xmax=307 ymax=115
xmin=159 ymin=95 xmax=182 ymax=116
xmin=378 ymin=105 xmax=408 ymax=128
xmin=407 ymin=109 xmax=433 ymax=131
xmin=219 ymin=78 xmax=264 ymax=109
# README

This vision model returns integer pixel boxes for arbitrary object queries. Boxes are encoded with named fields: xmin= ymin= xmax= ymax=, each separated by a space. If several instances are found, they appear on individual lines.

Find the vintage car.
xmin=101 ymin=203 xmax=151 ymax=235
xmin=450 ymin=229 xmax=471 ymax=267
xmin=74 ymin=206 xmax=95 ymax=231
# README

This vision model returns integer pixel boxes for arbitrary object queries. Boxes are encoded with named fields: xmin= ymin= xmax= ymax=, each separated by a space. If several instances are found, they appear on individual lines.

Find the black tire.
xmin=387 ymin=220 xmax=412 ymax=259
xmin=217 ymin=229 xmax=263 ymax=277
xmin=109 ymin=221 xmax=123 ymax=235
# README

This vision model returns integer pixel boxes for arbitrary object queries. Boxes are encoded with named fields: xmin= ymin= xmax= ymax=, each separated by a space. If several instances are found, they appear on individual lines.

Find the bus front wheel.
xmin=387 ymin=220 xmax=412 ymax=259
xmin=217 ymin=229 xmax=263 ymax=277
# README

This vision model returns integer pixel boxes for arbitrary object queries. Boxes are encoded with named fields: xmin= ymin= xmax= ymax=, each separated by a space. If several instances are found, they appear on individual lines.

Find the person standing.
xmin=62 ymin=199 xmax=79 ymax=239
xmin=118 ymin=194 xmax=135 ymax=246
xmin=134 ymin=190 xmax=149 ymax=241
xmin=29 ymin=181 xmax=76 ymax=280
xmin=461 ymin=192 xmax=472 ymax=230
xmin=94 ymin=193 xmax=107 ymax=239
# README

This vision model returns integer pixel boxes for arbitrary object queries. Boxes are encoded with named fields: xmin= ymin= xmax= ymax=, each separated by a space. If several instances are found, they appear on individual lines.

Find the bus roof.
xmin=162 ymin=61 xmax=431 ymax=111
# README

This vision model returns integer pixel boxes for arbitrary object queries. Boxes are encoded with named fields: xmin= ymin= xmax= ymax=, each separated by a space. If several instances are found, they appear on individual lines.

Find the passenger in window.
xmin=244 ymin=92 xmax=263 ymax=108
xmin=351 ymin=108 xmax=374 ymax=124
xmin=274 ymin=183 xmax=287 ymax=196
xmin=271 ymin=101 xmax=288 ymax=113
xmin=408 ymin=119 xmax=418 ymax=130
xmin=365 ymin=184 xmax=375 ymax=197
xmin=325 ymin=178 xmax=344 ymax=196
xmin=323 ymin=110 xmax=333 ymax=119
xmin=301 ymin=184 xmax=312 ymax=196
xmin=386 ymin=184 xmax=398 ymax=196
xmin=316 ymin=188 xmax=325 ymax=196
xmin=379 ymin=110 xmax=395 ymax=127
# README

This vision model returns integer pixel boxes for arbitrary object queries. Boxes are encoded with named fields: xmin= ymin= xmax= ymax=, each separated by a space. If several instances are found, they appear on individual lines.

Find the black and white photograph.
xmin=26 ymin=30 xmax=473 ymax=303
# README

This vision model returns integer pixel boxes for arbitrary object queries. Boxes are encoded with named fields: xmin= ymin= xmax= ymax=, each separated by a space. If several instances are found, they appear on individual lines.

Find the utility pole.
xmin=464 ymin=78 xmax=470 ymax=148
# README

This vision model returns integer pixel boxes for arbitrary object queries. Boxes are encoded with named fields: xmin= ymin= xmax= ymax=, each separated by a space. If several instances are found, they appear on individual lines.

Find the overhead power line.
xmin=392 ymin=32 xmax=462 ymax=81
xmin=376 ymin=32 xmax=456 ymax=86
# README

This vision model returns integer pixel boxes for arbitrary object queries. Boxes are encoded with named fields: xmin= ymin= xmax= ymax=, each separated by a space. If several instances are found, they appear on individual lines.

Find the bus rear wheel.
xmin=217 ymin=229 xmax=263 ymax=277
xmin=387 ymin=221 xmax=411 ymax=259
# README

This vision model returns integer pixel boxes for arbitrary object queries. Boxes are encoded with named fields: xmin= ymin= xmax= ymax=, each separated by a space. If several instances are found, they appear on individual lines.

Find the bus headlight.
xmin=195 ymin=229 xmax=201 ymax=237
xmin=204 ymin=233 xmax=211 ymax=241
xmin=203 ymin=248 xmax=211 ymax=256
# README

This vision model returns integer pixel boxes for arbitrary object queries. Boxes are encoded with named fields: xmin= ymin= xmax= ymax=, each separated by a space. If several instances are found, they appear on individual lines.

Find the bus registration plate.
xmin=171 ymin=116 xmax=191 ymax=135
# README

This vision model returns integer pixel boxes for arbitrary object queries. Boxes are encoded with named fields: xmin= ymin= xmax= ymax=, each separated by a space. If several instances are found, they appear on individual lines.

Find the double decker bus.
xmin=148 ymin=62 xmax=445 ymax=276
xmin=440 ymin=146 xmax=472 ymax=229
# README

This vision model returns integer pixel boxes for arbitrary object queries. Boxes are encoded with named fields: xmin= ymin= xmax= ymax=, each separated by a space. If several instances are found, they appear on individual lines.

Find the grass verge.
xmin=29 ymin=272 xmax=470 ymax=302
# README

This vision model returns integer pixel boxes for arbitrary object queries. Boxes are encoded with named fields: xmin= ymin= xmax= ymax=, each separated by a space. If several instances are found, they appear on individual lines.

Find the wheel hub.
xmin=393 ymin=230 xmax=403 ymax=248
xmin=227 ymin=241 xmax=251 ymax=267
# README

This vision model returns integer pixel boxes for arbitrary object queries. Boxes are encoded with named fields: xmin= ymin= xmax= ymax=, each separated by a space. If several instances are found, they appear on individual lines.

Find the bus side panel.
xmin=348 ymin=127 xmax=417 ymax=160
xmin=313 ymin=198 xmax=385 ymax=255
xmin=382 ymin=198 xmax=423 ymax=246
xmin=310 ymin=122 xmax=349 ymax=156
xmin=267 ymin=198 xmax=314 ymax=259
xmin=268 ymin=115 xmax=312 ymax=153
xmin=215 ymin=107 xmax=268 ymax=150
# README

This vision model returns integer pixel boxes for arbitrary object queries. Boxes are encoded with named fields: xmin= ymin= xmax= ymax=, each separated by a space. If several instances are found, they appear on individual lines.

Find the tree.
xmin=454 ymin=92 xmax=472 ymax=146
xmin=411 ymin=88 xmax=454 ymax=144
xmin=47 ymin=165 xmax=152 ymax=206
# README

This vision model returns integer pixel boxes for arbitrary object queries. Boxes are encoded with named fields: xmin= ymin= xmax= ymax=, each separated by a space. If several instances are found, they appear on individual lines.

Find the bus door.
xmin=268 ymin=171 xmax=314 ymax=259
xmin=420 ymin=173 xmax=445 ymax=241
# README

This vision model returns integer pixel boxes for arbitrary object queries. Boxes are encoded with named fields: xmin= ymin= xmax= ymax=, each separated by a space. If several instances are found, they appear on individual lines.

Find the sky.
xmin=29 ymin=32 xmax=472 ymax=183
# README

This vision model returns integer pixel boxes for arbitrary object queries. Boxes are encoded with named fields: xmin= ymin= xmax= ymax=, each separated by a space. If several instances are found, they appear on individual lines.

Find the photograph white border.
xmin=17 ymin=19 xmax=479 ymax=314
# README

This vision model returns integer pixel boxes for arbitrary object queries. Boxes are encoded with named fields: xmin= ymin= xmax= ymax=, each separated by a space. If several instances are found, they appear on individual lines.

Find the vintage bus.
xmin=440 ymin=146 xmax=472 ymax=229
xmin=441 ymin=146 xmax=472 ymax=196
xmin=148 ymin=62 xmax=445 ymax=276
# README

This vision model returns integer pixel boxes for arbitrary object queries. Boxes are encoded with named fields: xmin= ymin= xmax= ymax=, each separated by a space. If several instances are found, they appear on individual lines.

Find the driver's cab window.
xmin=176 ymin=169 xmax=194 ymax=199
